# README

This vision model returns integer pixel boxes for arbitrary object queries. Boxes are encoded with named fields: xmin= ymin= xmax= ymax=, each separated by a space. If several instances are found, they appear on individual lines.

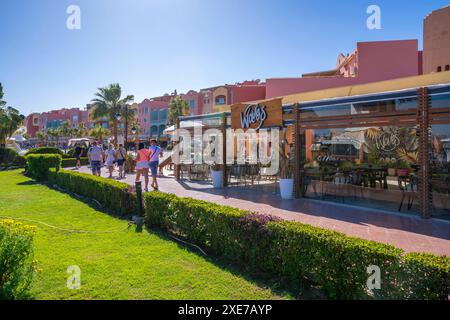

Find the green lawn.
xmin=0 ymin=170 xmax=289 ymax=300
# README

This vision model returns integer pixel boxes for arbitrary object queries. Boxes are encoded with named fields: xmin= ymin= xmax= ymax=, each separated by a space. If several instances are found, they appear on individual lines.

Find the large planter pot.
xmin=211 ymin=170 xmax=223 ymax=189
xmin=397 ymin=168 xmax=410 ymax=177
xmin=388 ymin=167 xmax=397 ymax=177
xmin=279 ymin=178 xmax=294 ymax=200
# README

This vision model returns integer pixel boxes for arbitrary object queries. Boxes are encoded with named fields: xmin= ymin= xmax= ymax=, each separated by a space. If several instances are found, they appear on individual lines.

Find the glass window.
xmin=430 ymin=124 xmax=450 ymax=219
xmin=301 ymin=125 xmax=419 ymax=215
xmin=300 ymin=104 xmax=351 ymax=119
xmin=215 ymin=95 xmax=226 ymax=105
xmin=430 ymin=93 xmax=450 ymax=108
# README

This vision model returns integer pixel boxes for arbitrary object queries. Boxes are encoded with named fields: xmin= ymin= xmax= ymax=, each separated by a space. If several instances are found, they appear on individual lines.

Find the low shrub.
xmin=61 ymin=157 xmax=89 ymax=168
xmin=26 ymin=154 xmax=62 ymax=181
xmin=0 ymin=147 xmax=18 ymax=164
xmin=0 ymin=148 xmax=26 ymax=168
xmin=143 ymin=192 xmax=450 ymax=300
xmin=26 ymin=147 xmax=63 ymax=156
xmin=48 ymin=170 xmax=137 ymax=215
xmin=0 ymin=219 xmax=36 ymax=300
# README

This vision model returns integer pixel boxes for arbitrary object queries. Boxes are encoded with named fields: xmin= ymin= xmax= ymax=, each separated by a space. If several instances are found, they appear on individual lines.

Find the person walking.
xmin=105 ymin=144 xmax=116 ymax=178
xmin=73 ymin=143 xmax=83 ymax=169
xmin=87 ymin=141 xmax=104 ymax=176
xmin=135 ymin=142 xmax=151 ymax=191
xmin=148 ymin=139 xmax=162 ymax=191
xmin=116 ymin=143 xmax=127 ymax=179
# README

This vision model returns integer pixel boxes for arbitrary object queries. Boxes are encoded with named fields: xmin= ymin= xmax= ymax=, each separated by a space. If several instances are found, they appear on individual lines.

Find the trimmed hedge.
xmin=61 ymin=157 xmax=89 ymax=168
xmin=0 ymin=147 xmax=26 ymax=168
xmin=48 ymin=170 xmax=136 ymax=216
xmin=0 ymin=219 xmax=36 ymax=299
xmin=26 ymin=147 xmax=63 ymax=156
xmin=144 ymin=192 xmax=450 ymax=300
xmin=26 ymin=154 xmax=62 ymax=181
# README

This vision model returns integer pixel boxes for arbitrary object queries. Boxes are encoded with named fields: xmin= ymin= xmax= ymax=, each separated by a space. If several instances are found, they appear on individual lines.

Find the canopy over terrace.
xmin=173 ymin=112 xmax=231 ymax=185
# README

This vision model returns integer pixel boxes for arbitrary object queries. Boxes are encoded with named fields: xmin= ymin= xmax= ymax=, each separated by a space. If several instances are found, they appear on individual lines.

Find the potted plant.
xmin=125 ymin=153 xmax=136 ymax=174
xmin=395 ymin=160 xmax=410 ymax=177
xmin=279 ymin=149 xmax=294 ymax=200
xmin=385 ymin=159 xmax=397 ymax=177
xmin=210 ymin=162 xmax=224 ymax=188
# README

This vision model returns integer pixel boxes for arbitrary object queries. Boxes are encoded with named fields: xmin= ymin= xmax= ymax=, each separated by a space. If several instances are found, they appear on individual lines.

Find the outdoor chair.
xmin=398 ymin=175 xmax=418 ymax=211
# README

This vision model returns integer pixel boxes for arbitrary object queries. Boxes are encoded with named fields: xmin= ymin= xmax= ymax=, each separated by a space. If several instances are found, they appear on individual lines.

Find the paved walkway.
xmin=75 ymin=166 xmax=450 ymax=256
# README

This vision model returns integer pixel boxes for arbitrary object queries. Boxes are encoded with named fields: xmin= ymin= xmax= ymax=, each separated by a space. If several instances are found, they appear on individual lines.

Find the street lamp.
xmin=131 ymin=125 xmax=137 ymax=135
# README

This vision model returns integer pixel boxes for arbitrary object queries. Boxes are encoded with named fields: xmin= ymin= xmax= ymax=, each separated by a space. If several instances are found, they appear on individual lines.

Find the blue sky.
xmin=0 ymin=0 xmax=448 ymax=115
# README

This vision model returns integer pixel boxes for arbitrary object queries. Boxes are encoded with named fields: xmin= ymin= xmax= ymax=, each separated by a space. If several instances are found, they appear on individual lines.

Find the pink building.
xmin=180 ymin=90 xmax=203 ymax=115
xmin=137 ymin=98 xmax=170 ymax=138
xmin=25 ymin=107 xmax=89 ymax=137
xmin=265 ymin=40 xmax=422 ymax=99
xmin=200 ymin=80 xmax=266 ymax=113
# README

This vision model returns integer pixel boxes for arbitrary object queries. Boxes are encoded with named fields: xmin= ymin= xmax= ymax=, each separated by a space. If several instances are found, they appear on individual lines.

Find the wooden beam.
xmin=293 ymin=103 xmax=301 ymax=198
xmin=417 ymin=87 xmax=432 ymax=219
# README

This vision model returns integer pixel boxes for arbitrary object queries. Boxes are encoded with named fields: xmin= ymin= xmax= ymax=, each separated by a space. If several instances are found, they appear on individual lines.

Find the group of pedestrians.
xmin=86 ymin=142 xmax=127 ymax=179
xmin=85 ymin=140 xmax=162 ymax=192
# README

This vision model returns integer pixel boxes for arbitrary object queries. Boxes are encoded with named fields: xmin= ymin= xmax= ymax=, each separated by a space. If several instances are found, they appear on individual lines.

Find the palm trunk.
xmin=113 ymin=119 xmax=118 ymax=147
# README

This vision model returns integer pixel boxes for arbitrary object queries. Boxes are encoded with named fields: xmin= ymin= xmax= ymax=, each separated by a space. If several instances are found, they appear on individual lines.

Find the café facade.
xmin=175 ymin=71 xmax=450 ymax=220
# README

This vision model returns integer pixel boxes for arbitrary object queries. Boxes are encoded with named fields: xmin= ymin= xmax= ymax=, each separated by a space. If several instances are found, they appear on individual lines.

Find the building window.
xmin=437 ymin=66 xmax=442 ymax=72
xmin=445 ymin=65 xmax=450 ymax=71
xmin=189 ymin=99 xmax=196 ymax=109
xmin=33 ymin=117 xmax=39 ymax=125
xmin=215 ymin=95 xmax=226 ymax=105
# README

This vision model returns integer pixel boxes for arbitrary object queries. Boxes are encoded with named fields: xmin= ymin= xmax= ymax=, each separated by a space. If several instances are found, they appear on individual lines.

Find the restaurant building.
xmin=175 ymin=71 xmax=450 ymax=220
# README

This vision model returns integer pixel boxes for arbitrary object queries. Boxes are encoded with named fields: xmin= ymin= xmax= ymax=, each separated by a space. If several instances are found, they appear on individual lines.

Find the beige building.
xmin=423 ymin=5 xmax=450 ymax=74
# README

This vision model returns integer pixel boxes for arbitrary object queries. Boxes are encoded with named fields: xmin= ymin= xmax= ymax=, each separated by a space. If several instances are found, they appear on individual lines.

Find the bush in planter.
xmin=26 ymin=154 xmax=62 ymax=181
xmin=26 ymin=147 xmax=63 ymax=156
xmin=0 ymin=219 xmax=36 ymax=299
xmin=143 ymin=192 xmax=450 ymax=299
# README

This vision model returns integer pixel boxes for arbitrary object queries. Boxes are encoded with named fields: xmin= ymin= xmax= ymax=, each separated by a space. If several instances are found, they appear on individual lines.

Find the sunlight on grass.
xmin=0 ymin=170 xmax=289 ymax=300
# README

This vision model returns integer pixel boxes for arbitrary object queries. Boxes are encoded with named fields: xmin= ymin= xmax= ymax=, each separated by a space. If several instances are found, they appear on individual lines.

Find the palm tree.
xmin=0 ymin=106 xmax=24 ymax=146
xmin=167 ymin=95 xmax=190 ymax=126
xmin=46 ymin=128 xmax=60 ymax=146
xmin=89 ymin=124 xmax=110 ymax=143
xmin=90 ymin=84 xmax=134 ymax=146
xmin=36 ymin=131 xmax=46 ymax=146
xmin=0 ymin=83 xmax=6 ymax=108
xmin=58 ymin=120 xmax=72 ymax=139
xmin=121 ymin=104 xmax=137 ymax=147
xmin=73 ymin=123 xmax=87 ymax=138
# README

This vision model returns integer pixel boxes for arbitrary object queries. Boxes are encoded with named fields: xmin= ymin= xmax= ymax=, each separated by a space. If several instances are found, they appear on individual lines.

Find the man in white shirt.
xmin=87 ymin=141 xmax=104 ymax=176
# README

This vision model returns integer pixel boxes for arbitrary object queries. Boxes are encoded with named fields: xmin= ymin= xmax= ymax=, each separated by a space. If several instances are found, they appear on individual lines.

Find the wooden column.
xmin=174 ymin=117 xmax=181 ymax=181
xmin=293 ymin=103 xmax=302 ymax=198
xmin=222 ymin=113 xmax=228 ymax=187
xmin=417 ymin=87 xmax=432 ymax=218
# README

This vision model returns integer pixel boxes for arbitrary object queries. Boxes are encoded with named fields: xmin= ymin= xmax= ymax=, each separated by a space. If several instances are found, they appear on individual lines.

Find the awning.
xmin=163 ymin=120 xmax=204 ymax=134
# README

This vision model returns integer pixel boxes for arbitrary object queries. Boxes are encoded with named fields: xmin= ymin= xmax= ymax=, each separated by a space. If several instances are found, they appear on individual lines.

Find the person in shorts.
xmin=116 ymin=144 xmax=127 ymax=179
xmin=87 ymin=141 xmax=104 ymax=176
xmin=73 ymin=143 xmax=83 ymax=169
xmin=148 ymin=139 xmax=162 ymax=191
xmin=135 ymin=142 xmax=151 ymax=191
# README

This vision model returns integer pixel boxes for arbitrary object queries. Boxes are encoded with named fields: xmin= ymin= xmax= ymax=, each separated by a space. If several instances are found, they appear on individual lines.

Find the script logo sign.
xmin=240 ymin=104 xmax=267 ymax=130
